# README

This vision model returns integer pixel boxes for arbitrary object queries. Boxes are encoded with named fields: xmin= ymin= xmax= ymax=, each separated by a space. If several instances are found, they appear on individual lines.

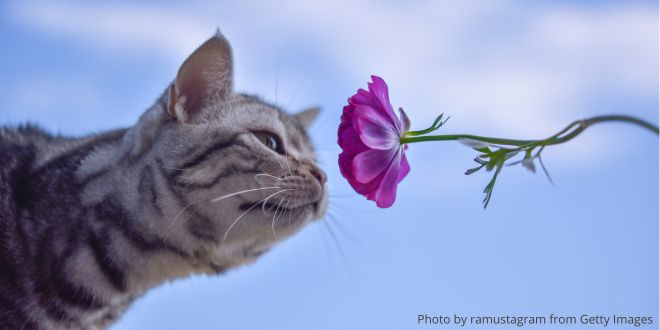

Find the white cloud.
xmin=235 ymin=1 xmax=657 ymax=139
xmin=8 ymin=2 xmax=212 ymax=60
xmin=7 ymin=0 xmax=657 ymax=165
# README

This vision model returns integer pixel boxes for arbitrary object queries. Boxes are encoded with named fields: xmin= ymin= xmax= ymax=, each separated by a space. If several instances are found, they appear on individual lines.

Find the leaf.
xmin=482 ymin=162 xmax=503 ymax=209
xmin=467 ymin=145 xmax=524 ymax=208
xmin=431 ymin=113 xmax=446 ymax=129
xmin=474 ymin=157 xmax=488 ymax=165
xmin=484 ymin=149 xmax=510 ymax=170
xmin=405 ymin=113 xmax=450 ymax=136
xmin=465 ymin=165 xmax=484 ymax=175
xmin=474 ymin=146 xmax=492 ymax=154
xmin=538 ymin=155 xmax=555 ymax=186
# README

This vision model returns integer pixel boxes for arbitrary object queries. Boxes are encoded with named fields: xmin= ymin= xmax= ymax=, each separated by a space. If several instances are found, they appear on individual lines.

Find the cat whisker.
xmin=270 ymin=197 xmax=287 ymax=238
xmin=254 ymin=173 xmax=282 ymax=185
xmin=165 ymin=186 xmax=284 ymax=237
xmin=211 ymin=186 xmax=283 ymax=203
xmin=316 ymin=218 xmax=334 ymax=271
xmin=280 ymin=199 xmax=290 ymax=223
xmin=285 ymin=77 xmax=306 ymax=110
xmin=272 ymin=153 xmax=286 ymax=170
xmin=255 ymin=173 xmax=281 ymax=180
xmin=327 ymin=196 xmax=371 ymax=217
xmin=273 ymin=38 xmax=283 ymax=105
xmin=166 ymin=198 xmax=209 ymax=235
xmin=261 ymin=196 xmax=277 ymax=214
xmin=287 ymin=202 xmax=294 ymax=230
xmin=222 ymin=189 xmax=292 ymax=244
xmin=261 ymin=188 xmax=294 ymax=213
xmin=325 ymin=211 xmax=371 ymax=256
xmin=320 ymin=217 xmax=353 ymax=274
xmin=273 ymin=198 xmax=291 ymax=237
xmin=319 ymin=215 xmax=362 ymax=286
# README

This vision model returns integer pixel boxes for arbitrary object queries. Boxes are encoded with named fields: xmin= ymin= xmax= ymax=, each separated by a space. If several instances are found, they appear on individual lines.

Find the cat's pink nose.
xmin=310 ymin=166 xmax=326 ymax=185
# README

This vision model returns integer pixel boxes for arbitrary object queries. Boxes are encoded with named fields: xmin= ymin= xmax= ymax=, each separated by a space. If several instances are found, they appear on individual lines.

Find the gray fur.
xmin=0 ymin=32 xmax=327 ymax=329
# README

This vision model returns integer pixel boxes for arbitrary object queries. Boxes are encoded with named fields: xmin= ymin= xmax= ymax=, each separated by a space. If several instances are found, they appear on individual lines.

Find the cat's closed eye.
xmin=253 ymin=130 xmax=285 ymax=154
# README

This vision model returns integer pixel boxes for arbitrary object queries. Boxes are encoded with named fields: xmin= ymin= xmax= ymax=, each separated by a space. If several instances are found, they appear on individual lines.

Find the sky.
xmin=0 ymin=1 xmax=658 ymax=329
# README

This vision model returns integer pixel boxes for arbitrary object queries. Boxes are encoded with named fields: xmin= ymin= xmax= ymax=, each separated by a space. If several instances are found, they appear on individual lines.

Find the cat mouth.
xmin=238 ymin=201 xmax=284 ymax=212
xmin=238 ymin=201 xmax=316 ymax=213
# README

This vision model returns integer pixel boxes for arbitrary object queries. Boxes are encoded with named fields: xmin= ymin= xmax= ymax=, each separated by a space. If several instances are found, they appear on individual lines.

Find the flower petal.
xmin=338 ymin=151 xmax=356 ymax=184
xmin=352 ymin=103 xmax=394 ymax=128
xmin=352 ymin=148 xmax=397 ymax=184
xmin=338 ymin=76 xmax=412 ymax=208
xmin=354 ymin=106 xmax=399 ymax=150
xmin=350 ymin=89 xmax=378 ymax=108
xmin=373 ymin=150 xmax=403 ymax=208
xmin=340 ymin=152 xmax=379 ymax=196
xmin=368 ymin=75 xmax=401 ymax=133
xmin=338 ymin=125 xmax=368 ymax=155
xmin=397 ymin=153 xmax=410 ymax=182
xmin=399 ymin=108 xmax=411 ymax=133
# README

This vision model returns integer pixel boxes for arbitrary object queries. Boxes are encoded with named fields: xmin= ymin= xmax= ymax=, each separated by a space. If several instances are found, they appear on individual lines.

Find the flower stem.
xmin=399 ymin=115 xmax=659 ymax=147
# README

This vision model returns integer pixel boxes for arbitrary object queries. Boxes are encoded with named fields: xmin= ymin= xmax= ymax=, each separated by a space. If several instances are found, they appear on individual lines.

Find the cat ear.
xmin=167 ymin=31 xmax=233 ymax=123
xmin=294 ymin=107 xmax=320 ymax=128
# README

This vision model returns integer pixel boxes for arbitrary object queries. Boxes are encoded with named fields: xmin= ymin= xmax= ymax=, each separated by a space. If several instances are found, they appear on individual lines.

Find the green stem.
xmin=399 ymin=115 xmax=659 ymax=146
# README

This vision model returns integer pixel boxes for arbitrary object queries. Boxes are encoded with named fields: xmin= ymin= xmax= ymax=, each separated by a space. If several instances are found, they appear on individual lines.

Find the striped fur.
xmin=0 ymin=32 xmax=327 ymax=329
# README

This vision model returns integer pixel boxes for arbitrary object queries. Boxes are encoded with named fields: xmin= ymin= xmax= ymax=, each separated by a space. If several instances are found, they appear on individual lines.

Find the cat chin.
xmin=264 ymin=204 xmax=315 ymax=228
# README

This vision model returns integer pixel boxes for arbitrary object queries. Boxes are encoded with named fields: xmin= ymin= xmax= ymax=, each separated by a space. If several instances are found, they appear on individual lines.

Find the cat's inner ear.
xmin=167 ymin=32 xmax=233 ymax=122
xmin=294 ymin=107 xmax=320 ymax=128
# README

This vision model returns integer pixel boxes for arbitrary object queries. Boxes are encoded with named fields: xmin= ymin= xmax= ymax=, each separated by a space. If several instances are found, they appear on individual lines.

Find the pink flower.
xmin=338 ymin=75 xmax=411 ymax=208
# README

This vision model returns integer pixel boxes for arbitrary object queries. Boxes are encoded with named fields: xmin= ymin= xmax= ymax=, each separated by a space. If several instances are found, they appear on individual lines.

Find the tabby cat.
xmin=0 ymin=31 xmax=328 ymax=329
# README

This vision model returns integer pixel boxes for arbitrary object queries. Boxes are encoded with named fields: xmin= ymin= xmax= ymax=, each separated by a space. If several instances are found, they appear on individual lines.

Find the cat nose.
xmin=309 ymin=166 xmax=326 ymax=185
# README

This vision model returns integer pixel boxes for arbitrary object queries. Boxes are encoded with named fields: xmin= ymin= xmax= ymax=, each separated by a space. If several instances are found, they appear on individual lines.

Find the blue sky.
xmin=1 ymin=1 xmax=658 ymax=329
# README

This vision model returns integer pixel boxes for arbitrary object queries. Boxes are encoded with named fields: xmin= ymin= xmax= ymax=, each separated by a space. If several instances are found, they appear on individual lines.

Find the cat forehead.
xmin=221 ymin=94 xmax=282 ymax=122
xmin=208 ymin=94 xmax=314 ymax=152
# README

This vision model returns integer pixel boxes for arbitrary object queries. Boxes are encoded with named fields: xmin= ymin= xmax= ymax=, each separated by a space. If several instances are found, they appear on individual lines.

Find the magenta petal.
xmin=339 ymin=126 xmax=368 ymax=154
xmin=338 ymin=151 xmax=357 ymax=186
xmin=339 ymin=149 xmax=383 ymax=196
xmin=397 ymin=153 xmax=410 ymax=182
xmin=338 ymin=75 xmax=411 ymax=208
xmin=368 ymin=75 xmax=401 ymax=132
xmin=374 ymin=151 xmax=402 ymax=208
xmin=354 ymin=113 xmax=399 ymax=150
xmin=339 ymin=104 xmax=368 ymax=153
xmin=350 ymin=89 xmax=378 ymax=108
xmin=399 ymin=108 xmax=411 ymax=133
xmin=352 ymin=104 xmax=394 ymax=128
xmin=352 ymin=148 xmax=397 ymax=184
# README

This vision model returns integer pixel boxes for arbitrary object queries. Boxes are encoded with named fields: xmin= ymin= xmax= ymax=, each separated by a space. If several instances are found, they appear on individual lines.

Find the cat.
xmin=0 ymin=31 xmax=328 ymax=329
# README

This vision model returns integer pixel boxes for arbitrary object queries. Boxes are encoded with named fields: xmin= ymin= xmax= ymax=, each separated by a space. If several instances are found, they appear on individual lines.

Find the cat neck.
xmin=35 ymin=126 xmax=217 ymax=324
xmin=71 ymin=132 xmax=217 ymax=285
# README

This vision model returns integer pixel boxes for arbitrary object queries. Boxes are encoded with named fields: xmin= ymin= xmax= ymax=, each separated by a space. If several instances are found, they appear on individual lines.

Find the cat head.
xmin=124 ymin=31 xmax=327 ymax=270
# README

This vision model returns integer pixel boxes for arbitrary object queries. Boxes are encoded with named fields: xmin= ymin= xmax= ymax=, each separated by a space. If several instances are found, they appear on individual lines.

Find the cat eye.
xmin=254 ymin=131 xmax=285 ymax=154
